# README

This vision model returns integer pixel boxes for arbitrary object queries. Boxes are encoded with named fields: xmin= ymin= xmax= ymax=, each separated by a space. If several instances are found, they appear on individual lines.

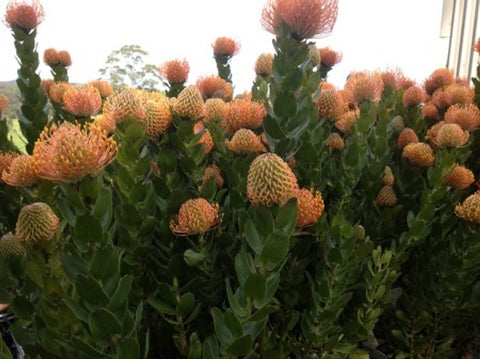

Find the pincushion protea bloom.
xmin=444 ymin=83 xmax=474 ymax=106
xmin=16 ymin=202 xmax=59 ymax=243
xmin=382 ymin=166 xmax=395 ymax=186
xmin=62 ymin=85 xmax=102 ymax=117
xmin=316 ymin=89 xmax=346 ymax=121
xmin=247 ymin=153 xmax=298 ymax=207
xmin=0 ymin=152 xmax=19 ymax=182
xmin=0 ymin=233 xmax=24 ymax=258
xmin=402 ymin=142 xmax=435 ymax=167
xmin=444 ymin=104 xmax=480 ymax=131
xmin=201 ymin=165 xmax=224 ymax=189
xmin=173 ymin=86 xmax=205 ymax=119
xmin=397 ymin=128 xmax=419 ymax=149
xmin=344 ymin=71 xmax=384 ymax=104
xmin=379 ymin=67 xmax=404 ymax=90
xmin=436 ymin=123 xmax=469 ymax=147
xmin=222 ymin=99 xmax=266 ymax=133
xmin=225 ymin=128 xmax=266 ymax=155
xmin=318 ymin=47 xmax=342 ymax=68
xmin=48 ymin=82 xmax=73 ymax=103
xmin=93 ymin=113 xmax=115 ymax=134
xmin=455 ymin=191 xmax=480 ymax=223
xmin=88 ymin=79 xmax=113 ymax=98
xmin=326 ymin=132 xmax=345 ymax=150
xmin=375 ymin=185 xmax=397 ymax=207
xmin=422 ymin=102 xmax=439 ymax=121
xmin=254 ymin=53 xmax=274 ymax=77
xmin=193 ymin=122 xmax=213 ymax=155
xmin=2 ymin=155 xmax=38 ymax=187
xmin=4 ymin=0 xmax=45 ymax=31
xmin=103 ymin=88 xmax=147 ymax=123
xmin=33 ymin=122 xmax=117 ymax=183
xmin=295 ymin=188 xmax=325 ymax=227
xmin=423 ymin=68 xmax=454 ymax=96
xmin=170 ymin=198 xmax=220 ymax=235
xmin=443 ymin=165 xmax=474 ymax=190
xmin=431 ymin=88 xmax=449 ymax=110
xmin=335 ymin=110 xmax=358 ymax=133
xmin=43 ymin=48 xmax=72 ymax=67
xmin=204 ymin=98 xmax=228 ymax=123
xmin=0 ymin=94 xmax=10 ymax=113
xmin=196 ymin=76 xmax=233 ymax=101
xmin=261 ymin=0 xmax=338 ymax=40
xmin=159 ymin=59 xmax=190 ymax=84
xmin=145 ymin=95 xmax=172 ymax=137
xmin=212 ymin=37 xmax=240 ymax=57
xmin=402 ymin=86 xmax=427 ymax=107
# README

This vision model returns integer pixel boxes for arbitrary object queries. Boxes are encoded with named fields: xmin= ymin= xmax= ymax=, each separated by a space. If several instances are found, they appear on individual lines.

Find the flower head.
xmin=159 ymin=59 xmax=190 ymax=84
xmin=62 ymin=85 xmax=102 ymax=117
xmin=375 ymin=185 xmax=397 ymax=207
xmin=0 ymin=152 xmax=19 ymax=182
xmin=0 ymin=233 xmax=24 ymax=258
xmin=436 ymin=123 xmax=469 ymax=147
xmin=444 ymin=103 xmax=480 ymax=131
xmin=225 ymin=128 xmax=266 ymax=155
xmin=173 ymin=86 xmax=205 ymax=119
xmin=48 ymin=82 xmax=73 ymax=103
xmin=212 ymin=37 xmax=240 ymax=57
xmin=455 ymin=191 xmax=480 ymax=223
xmin=318 ymin=47 xmax=342 ymax=68
xmin=254 ymin=53 xmax=274 ymax=77
xmin=193 ymin=122 xmax=213 ymax=155
xmin=204 ymin=98 xmax=228 ymax=123
xmin=201 ymin=165 xmax=224 ymax=189
xmin=222 ymin=99 xmax=266 ymax=133
xmin=4 ymin=0 xmax=44 ymax=31
xmin=316 ymin=89 xmax=346 ymax=120
xmin=402 ymin=85 xmax=427 ymax=107
xmin=443 ymin=165 xmax=474 ymax=190
xmin=170 ymin=198 xmax=220 ymax=235
xmin=295 ymin=188 xmax=325 ymax=227
xmin=397 ymin=128 xmax=419 ymax=149
xmin=379 ymin=67 xmax=404 ymax=90
xmin=326 ymin=132 xmax=345 ymax=150
xmin=196 ymin=75 xmax=233 ymax=101
xmin=335 ymin=110 xmax=358 ymax=133
xmin=261 ymin=0 xmax=339 ymax=40
xmin=144 ymin=94 xmax=172 ymax=137
xmin=1 ymin=155 xmax=38 ymax=187
xmin=344 ymin=71 xmax=384 ymax=104
xmin=422 ymin=102 xmax=439 ymax=121
xmin=247 ymin=153 xmax=298 ymax=207
xmin=423 ymin=68 xmax=454 ymax=95
xmin=402 ymin=142 xmax=435 ymax=167
xmin=383 ymin=166 xmax=394 ymax=186
xmin=43 ymin=48 xmax=71 ymax=67
xmin=88 ymin=79 xmax=113 ymax=98
xmin=444 ymin=83 xmax=474 ymax=106
xmin=15 ymin=202 xmax=59 ymax=243
xmin=103 ymin=88 xmax=146 ymax=123
xmin=92 ymin=113 xmax=115 ymax=134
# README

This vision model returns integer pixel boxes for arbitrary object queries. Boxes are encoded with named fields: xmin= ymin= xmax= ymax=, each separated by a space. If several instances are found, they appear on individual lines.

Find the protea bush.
xmin=1 ymin=0 xmax=480 ymax=358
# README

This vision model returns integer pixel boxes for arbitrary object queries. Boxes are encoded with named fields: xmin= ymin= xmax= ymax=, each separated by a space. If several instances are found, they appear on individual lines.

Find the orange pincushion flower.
xmin=88 ymin=79 xmax=113 ymax=98
xmin=0 ymin=152 xmax=19 ymax=182
xmin=335 ymin=110 xmax=358 ymax=133
xmin=33 ymin=122 xmax=117 ymax=183
xmin=379 ymin=68 xmax=404 ymax=90
xmin=170 ymin=198 xmax=220 ymax=235
xmin=173 ymin=86 xmax=205 ymax=119
xmin=402 ymin=142 xmax=435 ymax=167
xmin=201 ymin=165 xmax=224 ymax=189
xmin=424 ymin=121 xmax=445 ymax=147
xmin=326 ymin=132 xmax=345 ymax=150
xmin=41 ymin=79 xmax=53 ymax=95
xmin=62 ymin=85 xmax=102 ymax=117
xmin=424 ymin=68 xmax=454 ymax=95
xmin=444 ymin=104 xmax=480 ymax=131
xmin=455 ymin=191 xmax=480 ymax=223
xmin=4 ymin=0 xmax=44 ymax=31
xmin=262 ymin=0 xmax=339 ymax=40
xmin=422 ymin=102 xmax=439 ymax=121
xmin=103 ymin=88 xmax=147 ymax=123
xmin=0 ymin=233 xmax=24 ymax=258
xmin=436 ymin=123 xmax=469 ymax=147
xmin=145 ymin=96 xmax=172 ymax=137
xmin=383 ymin=166 xmax=395 ymax=186
xmin=316 ymin=89 xmax=346 ymax=120
xmin=247 ymin=153 xmax=298 ymax=207
xmin=344 ymin=71 xmax=384 ymax=104
xmin=48 ymin=82 xmax=73 ymax=103
xmin=397 ymin=128 xmax=419 ymax=149
xmin=444 ymin=83 xmax=474 ymax=106
xmin=15 ymin=202 xmax=59 ymax=243
xmin=212 ymin=37 xmax=240 ymax=57
xmin=318 ymin=47 xmax=342 ymax=68
xmin=0 ymin=94 xmax=10 ymax=113
xmin=255 ymin=53 xmax=274 ymax=76
xmin=443 ymin=165 xmax=474 ymax=190
xmin=196 ymin=76 xmax=233 ymax=101
xmin=204 ymin=98 xmax=228 ymax=123
xmin=225 ymin=128 xmax=266 ymax=155
xmin=222 ymin=99 xmax=266 ymax=133
xmin=43 ymin=48 xmax=71 ymax=67
xmin=2 ymin=155 xmax=38 ymax=187
xmin=402 ymin=85 xmax=427 ymax=107
xmin=295 ymin=188 xmax=324 ymax=227
xmin=431 ymin=88 xmax=449 ymax=110
xmin=193 ymin=122 xmax=213 ymax=155
xmin=375 ymin=185 xmax=397 ymax=207
xmin=93 ymin=113 xmax=115 ymax=134
xmin=57 ymin=50 xmax=72 ymax=67
xmin=159 ymin=59 xmax=190 ymax=84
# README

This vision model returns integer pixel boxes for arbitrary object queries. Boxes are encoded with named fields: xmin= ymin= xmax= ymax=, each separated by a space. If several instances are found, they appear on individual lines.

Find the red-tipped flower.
xmin=159 ymin=59 xmax=190 ymax=84
xmin=318 ymin=47 xmax=342 ymax=68
xmin=4 ymin=0 xmax=44 ymax=32
xmin=212 ymin=37 xmax=240 ymax=57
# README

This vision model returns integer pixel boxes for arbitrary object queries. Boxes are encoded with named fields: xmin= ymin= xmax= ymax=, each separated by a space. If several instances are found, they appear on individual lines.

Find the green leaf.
xmin=224 ymin=310 xmax=243 ymax=338
xmin=244 ymin=273 xmax=267 ymax=302
xmin=188 ymin=333 xmax=202 ymax=359
xmin=74 ymin=214 xmax=103 ymax=245
xmin=274 ymin=91 xmax=297 ymax=118
xmin=75 ymin=274 xmax=110 ymax=306
xmin=90 ymin=245 xmax=120 ymax=281
xmin=253 ymin=207 xmax=274 ymax=238
xmin=109 ymin=275 xmax=133 ymax=312
xmin=177 ymin=293 xmax=195 ymax=317
xmin=260 ymin=235 xmax=289 ymax=266
xmin=92 ymin=187 xmax=113 ymax=230
xmin=117 ymin=338 xmax=140 ymax=359
xmin=63 ymin=298 xmax=89 ymax=322
xmin=25 ymin=260 xmax=44 ymax=288
xmin=79 ymin=176 xmax=101 ymax=199
xmin=183 ymin=249 xmax=206 ymax=266
xmin=225 ymin=334 xmax=253 ymax=356
xmin=148 ymin=296 xmax=175 ymax=315
xmin=275 ymin=199 xmax=297 ymax=234
xmin=211 ymin=308 xmax=233 ymax=346
xmin=235 ymin=250 xmax=255 ymax=285
xmin=202 ymin=336 xmax=220 ymax=359
xmin=89 ymin=308 xmax=122 ymax=341
xmin=245 ymin=220 xmax=263 ymax=254
xmin=263 ymin=116 xmax=284 ymax=140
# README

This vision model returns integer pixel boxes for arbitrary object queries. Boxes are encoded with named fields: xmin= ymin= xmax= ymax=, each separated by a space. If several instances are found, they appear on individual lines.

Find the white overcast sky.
xmin=0 ymin=0 xmax=449 ymax=94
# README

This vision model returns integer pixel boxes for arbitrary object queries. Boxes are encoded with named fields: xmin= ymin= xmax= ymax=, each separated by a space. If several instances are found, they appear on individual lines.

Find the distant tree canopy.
xmin=98 ymin=44 xmax=162 ymax=91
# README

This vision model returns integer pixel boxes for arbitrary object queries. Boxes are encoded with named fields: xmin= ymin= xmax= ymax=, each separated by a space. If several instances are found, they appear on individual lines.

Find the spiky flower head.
xmin=316 ymin=89 xmax=346 ymax=121
xmin=159 ymin=59 xmax=190 ymax=84
xmin=436 ymin=123 xmax=470 ymax=147
xmin=335 ymin=110 xmax=358 ymax=133
xmin=422 ymin=102 xmax=439 ymax=121
xmin=4 ymin=0 xmax=44 ymax=32
xmin=261 ymin=0 xmax=339 ymax=40
xmin=295 ymin=188 xmax=324 ymax=227
xmin=445 ymin=83 xmax=474 ymax=106
xmin=15 ymin=203 xmax=59 ymax=243
xmin=33 ymin=122 xmax=117 ymax=183
xmin=88 ymin=79 xmax=113 ymax=98
xmin=382 ymin=166 xmax=394 ymax=186
xmin=173 ymin=86 xmax=205 ymax=119
xmin=196 ymin=76 xmax=233 ymax=101
xmin=375 ymin=185 xmax=397 ymax=207
xmin=247 ymin=153 xmax=298 ymax=207
xmin=92 ymin=113 xmax=115 ymax=134
xmin=193 ymin=122 xmax=213 ymax=155
xmin=204 ymin=98 xmax=228 ymax=123
xmin=431 ymin=88 xmax=449 ymax=110
xmin=402 ymin=85 xmax=427 ymax=107
xmin=443 ymin=165 xmax=474 ymax=190
xmin=397 ymin=128 xmax=419 ymax=149
xmin=0 ymin=94 xmax=10 ymax=114
xmin=144 ymin=95 xmax=172 ymax=137
xmin=0 ymin=233 xmax=24 ymax=258
xmin=444 ymin=104 xmax=480 ymax=131
xmin=254 ymin=53 xmax=274 ymax=77
xmin=379 ymin=67 xmax=404 ymax=90
xmin=201 ymin=165 xmax=224 ymax=189
xmin=212 ymin=37 xmax=240 ymax=57
xmin=48 ymin=82 xmax=74 ymax=104
xmin=170 ymin=198 xmax=220 ymax=235
xmin=62 ymin=85 xmax=102 ymax=117
xmin=43 ymin=48 xmax=71 ymax=67
xmin=423 ymin=68 xmax=454 ymax=95
xmin=225 ymin=128 xmax=266 ymax=155
xmin=398 ymin=77 xmax=416 ymax=91
xmin=344 ymin=71 xmax=384 ymax=104
xmin=222 ymin=99 xmax=266 ymax=133
xmin=318 ymin=47 xmax=342 ymax=68
xmin=42 ymin=78 xmax=53 ymax=95
xmin=326 ymin=132 xmax=345 ymax=150
xmin=402 ymin=142 xmax=435 ymax=167
xmin=1 ymin=155 xmax=38 ymax=187
xmin=103 ymin=88 xmax=146 ymax=123
xmin=424 ymin=121 xmax=445 ymax=147
xmin=0 ymin=152 xmax=19 ymax=182
xmin=308 ymin=44 xmax=321 ymax=66
xmin=455 ymin=191 xmax=480 ymax=223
